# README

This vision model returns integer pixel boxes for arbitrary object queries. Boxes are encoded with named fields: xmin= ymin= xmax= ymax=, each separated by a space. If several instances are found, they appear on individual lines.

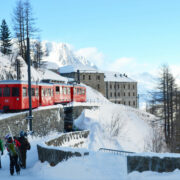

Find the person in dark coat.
xmin=5 ymin=136 xmax=20 ymax=175
xmin=18 ymin=131 xmax=31 ymax=169
xmin=0 ymin=138 xmax=4 ymax=168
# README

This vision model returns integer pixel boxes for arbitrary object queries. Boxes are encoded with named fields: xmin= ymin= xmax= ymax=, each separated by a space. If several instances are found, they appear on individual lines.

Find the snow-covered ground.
xmin=0 ymin=52 xmax=180 ymax=179
xmin=1 ymin=134 xmax=180 ymax=180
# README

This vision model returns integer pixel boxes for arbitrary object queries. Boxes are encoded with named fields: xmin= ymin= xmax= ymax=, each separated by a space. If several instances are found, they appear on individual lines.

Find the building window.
xmin=110 ymin=84 xmax=112 ymax=89
xmin=83 ymin=75 xmax=85 ymax=80
xmin=114 ymin=84 xmax=116 ymax=89
xmin=110 ymin=92 xmax=112 ymax=97
xmin=118 ymin=92 xmax=120 ymax=96
xmin=114 ymin=92 xmax=116 ymax=97
xmin=124 ymin=101 xmax=126 ymax=105
xmin=124 ymin=85 xmax=125 ymax=89
xmin=89 ymin=75 xmax=91 ymax=80
xmin=118 ymin=84 xmax=119 ymax=89
xmin=129 ymin=101 xmax=131 ymax=106
xmin=128 ymin=92 xmax=130 ymax=96
xmin=96 ymin=75 xmax=100 ymax=80
xmin=133 ymin=92 xmax=135 ymax=96
xmin=97 ymin=84 xmax=100 ymax=89
xmin=133 ymin=84 xmax=135 ymax=89
xmin=124 ymin=92 xmax=125 ymax=96
xmin=133 ymin=101 xmax=136 ymax=106
xmin=128 ymin=84 xmax=130 ymax=89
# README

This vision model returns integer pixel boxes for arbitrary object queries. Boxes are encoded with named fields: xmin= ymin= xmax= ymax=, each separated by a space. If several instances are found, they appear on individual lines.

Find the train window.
xmin=51 ymin=89 xmax=53 ymax=96
xmin=82 ymin=89 xmax=84 ymax=95
xmin=45 ymin=89 xmax=48 ymax=96
xmin=0 ymin=88 xmax=2 ymax=96
xmin=74 ymin=88 xmax=76 ymax=95
xmin=64 ymin=87 xmax=66 ymax=95
xmin=12 ymin=87 xmax=19 ymax=97
xmin=48 ymin=89 xmax=51 ymax=96
xmin=36 ymin=88 xmax=39 ymax=97
xmin=77 ymin=88 xmax=79 ymax=95
xmin=31 ymin=88 xmax=35 ymax=96
xmin=56 ymin=86 xmax=60 ymax=94
xmin=60 ymin=86 xmax=62 ymax=94
xmin=68 ymin=88 xmax=70 ymax=94
xmin=23 ymin=87 xmax=27 ymax=97
xmin=3 ymin=87 xmax=10 ymax=97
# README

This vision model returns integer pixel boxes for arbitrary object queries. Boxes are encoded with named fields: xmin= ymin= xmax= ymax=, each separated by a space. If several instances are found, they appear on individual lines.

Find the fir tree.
xmin=0 ymin=19 xmax=12 ymax=55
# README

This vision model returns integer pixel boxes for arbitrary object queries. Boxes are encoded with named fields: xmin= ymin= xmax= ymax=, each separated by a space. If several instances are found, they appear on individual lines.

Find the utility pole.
xmin=27 ymin=37 xmax=33 ymax=132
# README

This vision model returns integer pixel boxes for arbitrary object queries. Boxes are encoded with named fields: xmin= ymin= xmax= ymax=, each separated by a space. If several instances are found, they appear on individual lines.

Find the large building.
xmin=59 ymin=65 xmax=106 ymax=96
xmin=104 ymin=72 xmax=138 ymax=108
xmin=58 ymin=65 xmax=138 ymax=108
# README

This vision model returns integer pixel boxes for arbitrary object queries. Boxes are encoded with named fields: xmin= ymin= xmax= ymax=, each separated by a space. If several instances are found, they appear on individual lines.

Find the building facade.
xmin=58 ymin=66 xmax=138 ymax=108
xmin=105 ymin=72 xmax=138 ymax=108
xmin=59 ymin=66 xmax=105 ymax=96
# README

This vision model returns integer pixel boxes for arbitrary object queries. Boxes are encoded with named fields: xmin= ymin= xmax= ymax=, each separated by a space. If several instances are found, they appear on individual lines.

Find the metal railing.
xmin=99 ymin=148 xmax=135 ymax=156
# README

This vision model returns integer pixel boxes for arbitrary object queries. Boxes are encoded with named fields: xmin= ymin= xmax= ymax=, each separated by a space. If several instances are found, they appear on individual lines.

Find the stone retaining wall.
xmin=46 ymin=130 xmax=90 ymax=147
xmin=37 ymin=144 xmax=89 ymax=166
xmin=0 ymin=107 xmax=64 ymax=139
xmin=127 ymin=155 xmax=180 ymax=173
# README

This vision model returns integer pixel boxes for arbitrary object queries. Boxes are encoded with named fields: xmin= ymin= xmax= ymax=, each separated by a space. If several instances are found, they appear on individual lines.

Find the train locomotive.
xmin=0 ymin=80 xmax=86 ymax=112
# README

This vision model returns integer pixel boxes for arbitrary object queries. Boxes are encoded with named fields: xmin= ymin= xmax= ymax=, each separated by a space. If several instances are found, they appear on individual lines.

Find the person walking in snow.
xmin=5 ymin=136 xmax=20 ymax=175
xmin=0 ymin=138 xmax=4 ymax=169
xmin=18 ymin=131 xmax=31 ymax=169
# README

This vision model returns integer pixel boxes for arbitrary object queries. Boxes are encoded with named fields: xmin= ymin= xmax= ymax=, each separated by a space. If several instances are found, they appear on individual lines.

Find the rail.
xmin=99 ymin=148 xmax=135 ymax=156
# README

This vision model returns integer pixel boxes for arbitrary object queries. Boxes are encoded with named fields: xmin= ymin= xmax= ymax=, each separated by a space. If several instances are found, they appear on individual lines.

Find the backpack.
xmin=7 ymin=143 xmax=17 ymax=156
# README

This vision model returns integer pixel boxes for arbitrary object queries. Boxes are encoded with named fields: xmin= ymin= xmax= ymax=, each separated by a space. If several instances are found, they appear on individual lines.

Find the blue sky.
xmin=1 ymin=0 xmax=180 ymax=74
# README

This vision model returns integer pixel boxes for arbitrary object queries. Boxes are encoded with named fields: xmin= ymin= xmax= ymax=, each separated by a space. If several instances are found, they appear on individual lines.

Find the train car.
xmin=53 ymin=83 xmax=72 ymax=104
xmin=0 ymin=80 xmax=39 ymax=112
xmin=39 ymin=83 xmax=54 ymax=106
xmin=71 ymin=85 xmax=86 ymax=102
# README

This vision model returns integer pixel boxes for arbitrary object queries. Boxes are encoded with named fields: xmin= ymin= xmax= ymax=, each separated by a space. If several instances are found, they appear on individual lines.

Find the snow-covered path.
xmin=1 ymin=135 xmax=180 ymax=180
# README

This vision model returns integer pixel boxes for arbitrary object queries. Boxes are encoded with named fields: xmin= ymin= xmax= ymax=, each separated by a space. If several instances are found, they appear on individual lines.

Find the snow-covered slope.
xmin=0 ymin=52 xmax=68 ymax=82
xmin=74 ymin=85 xmax=166 ymax=153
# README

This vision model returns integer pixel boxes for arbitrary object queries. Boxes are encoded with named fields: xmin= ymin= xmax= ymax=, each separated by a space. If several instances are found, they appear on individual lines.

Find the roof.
xmin=58 ymin=65 xmax=100 ymax=74
xmin=41 ymin=69 xmax=69 ymax=83
xmin=104 ymin=71 xmax=136 ymax=83
xmin=0 ymin=80 xmax=39 ymax=85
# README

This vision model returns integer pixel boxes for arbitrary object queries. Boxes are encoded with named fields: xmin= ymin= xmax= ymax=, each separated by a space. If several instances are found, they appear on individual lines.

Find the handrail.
xmin=99 ymin=148 xmax=135 ymax=156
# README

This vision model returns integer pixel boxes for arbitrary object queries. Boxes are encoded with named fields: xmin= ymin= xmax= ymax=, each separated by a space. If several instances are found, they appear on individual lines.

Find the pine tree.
xmin=0 ymin=19 xmax=12 ymax=55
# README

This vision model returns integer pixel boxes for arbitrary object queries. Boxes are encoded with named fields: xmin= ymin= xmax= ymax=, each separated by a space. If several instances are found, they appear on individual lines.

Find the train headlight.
xmin=16 ymin=98 xmax=19 ymax=101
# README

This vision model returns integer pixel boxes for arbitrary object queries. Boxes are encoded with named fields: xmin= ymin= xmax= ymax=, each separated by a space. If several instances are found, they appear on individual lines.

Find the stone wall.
xmin=38 ymin=130 xmax=90 ymax=166
xmin=46 ymin=130 xmax=90 ymax=147
xmin=127 ymin=155 xmax=180 ymax=173
xmin=37 ymin=145 xmax=89 ymax=166
xmin=0 ymin=107 xmax=64 ymax=139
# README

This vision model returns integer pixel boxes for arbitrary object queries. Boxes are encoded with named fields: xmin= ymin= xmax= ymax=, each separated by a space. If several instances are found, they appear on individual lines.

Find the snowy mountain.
xmin=41 ymin=41 xmax=97 ymax=70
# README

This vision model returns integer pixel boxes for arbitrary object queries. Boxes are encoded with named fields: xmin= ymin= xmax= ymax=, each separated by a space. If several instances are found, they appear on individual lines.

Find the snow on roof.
xmin=0 ymin=80 xmax=39 ymax=85
xmin=104 ymin=71 xmax=136 ymax=83
xmin=58 ymin=65 xmax=100 ymax=74
xmin=39 ymin=69 xmax=71 ymax=83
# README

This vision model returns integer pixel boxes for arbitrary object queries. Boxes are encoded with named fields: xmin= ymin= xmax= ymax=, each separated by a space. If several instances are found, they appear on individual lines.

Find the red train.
xmin=0 ymin=80 xmax=86 ymax=112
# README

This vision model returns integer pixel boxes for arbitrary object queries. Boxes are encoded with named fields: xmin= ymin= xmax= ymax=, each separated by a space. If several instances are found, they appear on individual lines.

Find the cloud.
xmin=75 ymin=47 xmax=105 ymax=68
xmin=107 ymin=57 xmax=134 ymax=72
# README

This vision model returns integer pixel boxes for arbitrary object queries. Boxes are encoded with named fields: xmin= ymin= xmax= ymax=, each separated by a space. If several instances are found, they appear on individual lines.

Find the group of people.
xmin=0 ymin=130 xmax=31 ymax=176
